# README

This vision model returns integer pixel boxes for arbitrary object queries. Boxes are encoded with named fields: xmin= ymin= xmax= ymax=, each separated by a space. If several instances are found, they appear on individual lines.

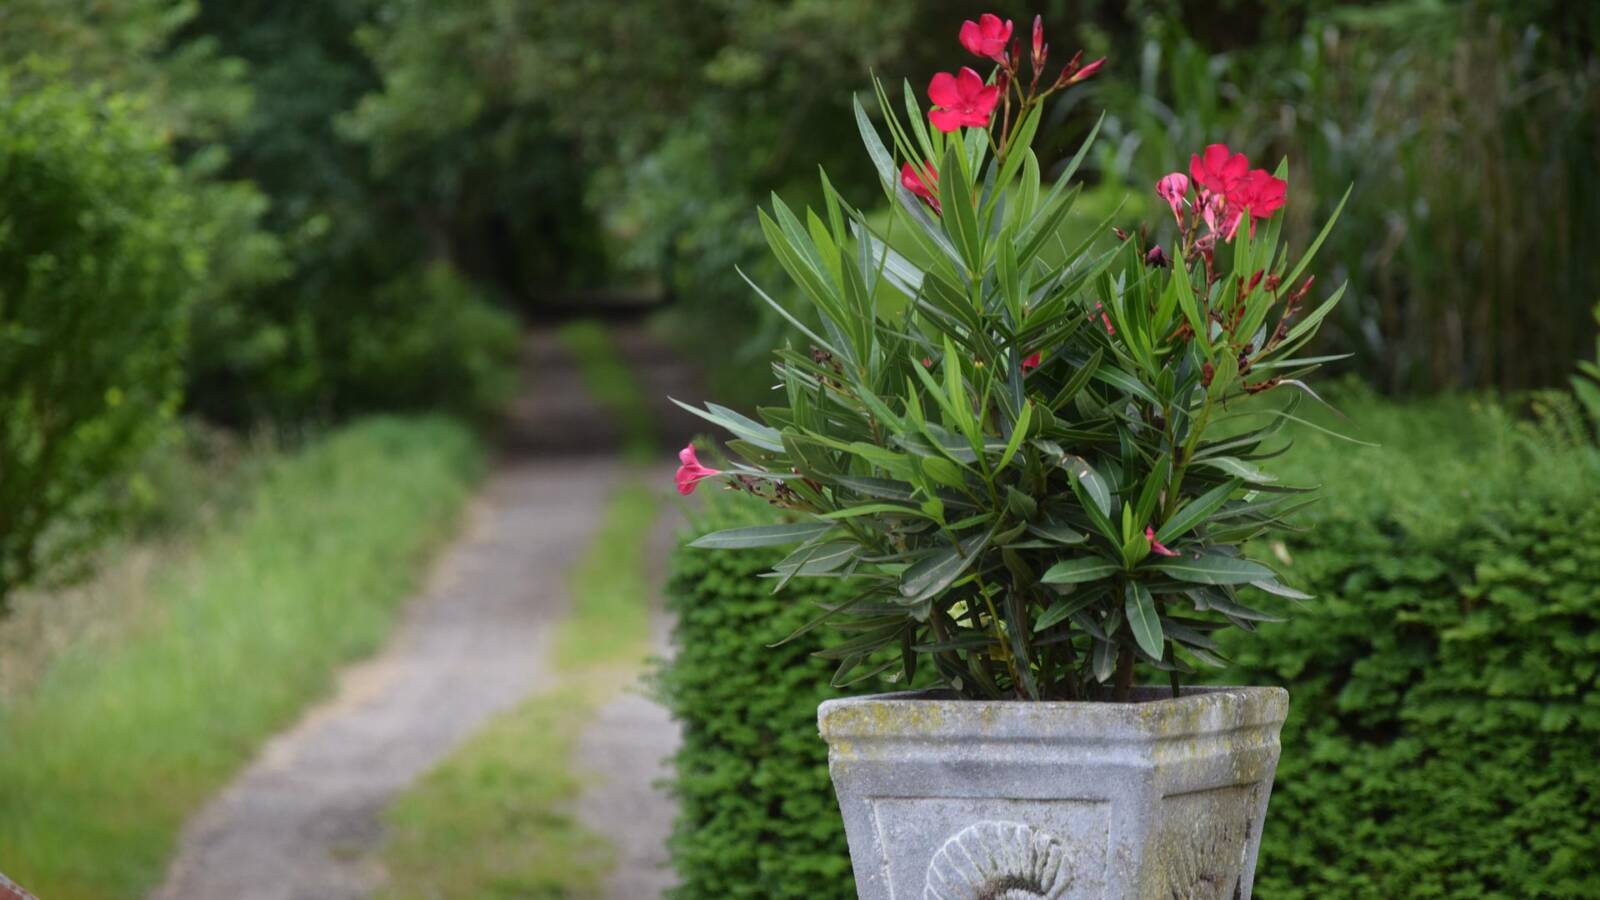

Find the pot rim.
xmin=819 ymin=685 xmax=1288 ymax=742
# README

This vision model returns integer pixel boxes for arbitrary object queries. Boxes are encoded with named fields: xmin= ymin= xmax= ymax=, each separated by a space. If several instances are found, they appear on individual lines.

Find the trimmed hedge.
xmin=662 ymin=393 xmax=1600 ymax=898
xmin=660 ymin=489 xmax=855 ymax=898
xmin=1224 ymin=396 xmax=1600 ymax=898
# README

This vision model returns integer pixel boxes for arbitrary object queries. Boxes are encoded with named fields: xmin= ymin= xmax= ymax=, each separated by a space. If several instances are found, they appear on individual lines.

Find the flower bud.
xmin=1031 ymin=16 xmax=1046 ymax=71
xmin=1144 ymin=245 xmax=1170 ymax=268
xmin=1052 ymin=50 xmax=1083 ymax=89
xmin=1067 ymin=57 xmax=1106 ymax=86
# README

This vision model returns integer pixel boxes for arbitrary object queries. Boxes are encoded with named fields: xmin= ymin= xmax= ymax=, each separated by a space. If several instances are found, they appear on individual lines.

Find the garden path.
xmin=153 ymin=324 xmax=691 ymax=900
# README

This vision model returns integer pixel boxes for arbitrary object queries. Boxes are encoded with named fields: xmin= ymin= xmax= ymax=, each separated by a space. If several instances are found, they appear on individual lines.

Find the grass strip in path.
xmin=377 ymin=476 xmax=662 ymax=900
xmin=0 ymin=417 xmax=484 ymax=900
xmin=556 ymin=320 xmax=659 ymax=463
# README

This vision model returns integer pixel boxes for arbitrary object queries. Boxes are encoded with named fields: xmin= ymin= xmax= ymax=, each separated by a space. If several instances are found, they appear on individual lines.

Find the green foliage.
xmin=660 ymin=488 xmax=855 ymax=899
xmin=0 ymin=80 xmax=200 ymax=608
xmin=0 ymin=416 xmax=482 ymax=900
xmin=175 ymin=2 xmax=536 ymax=425
xmin=681 ymin=66 xmax=1349 ymax=699
xmin=665 ymin=392 xmax=1600 ymax=897
xmin=1218 ymin=395 xmax=1600 ymax=898
xmin=338 ymin=262 xmax=521 ymax=422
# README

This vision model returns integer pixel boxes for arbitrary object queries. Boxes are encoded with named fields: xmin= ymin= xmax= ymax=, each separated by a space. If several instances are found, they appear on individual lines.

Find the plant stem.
xmin=1114 ymin=643 xmax=1135 ymax=702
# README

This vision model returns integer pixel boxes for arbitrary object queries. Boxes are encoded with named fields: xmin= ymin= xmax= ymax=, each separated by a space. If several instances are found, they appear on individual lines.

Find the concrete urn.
xmin=817 ymin=686 xmax=1288 ymax=900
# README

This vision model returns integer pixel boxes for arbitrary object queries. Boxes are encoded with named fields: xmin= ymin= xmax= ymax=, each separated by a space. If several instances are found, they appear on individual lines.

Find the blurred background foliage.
xmin=0 ymin=0 xmax=1596 ymax=591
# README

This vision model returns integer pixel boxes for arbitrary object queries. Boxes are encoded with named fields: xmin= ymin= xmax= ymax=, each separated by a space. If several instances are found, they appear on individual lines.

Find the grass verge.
xmin=377 ymin=477 xmax=662 ymax=900
xmin=556 ymin=320 xmax=658 ymax=462
xmin=0 ymin=416 xmax=484 ymax=900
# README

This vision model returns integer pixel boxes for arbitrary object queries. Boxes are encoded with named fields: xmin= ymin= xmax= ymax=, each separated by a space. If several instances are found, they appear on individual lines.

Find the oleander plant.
xmin=675 ymin=12 xmax=1351 ymax=701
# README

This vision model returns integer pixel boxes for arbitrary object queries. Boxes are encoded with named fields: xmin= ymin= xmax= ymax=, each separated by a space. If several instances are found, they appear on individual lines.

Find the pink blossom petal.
xmin=927 ymin=71 xmax=962 ymax=108
xmin=1145 ymin=526 xmax=1179 ymax=557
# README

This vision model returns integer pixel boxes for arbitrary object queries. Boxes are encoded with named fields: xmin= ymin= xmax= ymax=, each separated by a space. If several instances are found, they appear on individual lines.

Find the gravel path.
xmin=574 ymin=502 xmax=684 ymax=899
xmin=152 ymin=327 xmax=684 ymax=900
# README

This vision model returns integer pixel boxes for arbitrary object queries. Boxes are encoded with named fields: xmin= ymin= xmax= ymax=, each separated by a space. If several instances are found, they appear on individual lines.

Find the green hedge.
xmin=662 ymin=394 xmax=1600 ymax=898
xmin=1222 ymin=395 xmax=1600 ymax=898
xmin=660 ymin=489 xmax=855 ymax=899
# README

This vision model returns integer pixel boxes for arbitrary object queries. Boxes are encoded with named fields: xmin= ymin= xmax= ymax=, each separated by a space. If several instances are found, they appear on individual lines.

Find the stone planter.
xmin=817 ymin=686 xmax=1288 ymax=899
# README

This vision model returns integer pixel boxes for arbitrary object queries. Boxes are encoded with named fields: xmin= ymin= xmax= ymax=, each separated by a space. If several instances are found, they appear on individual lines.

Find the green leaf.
xmin=995 ymin=400 xmax=1033 ymax=471
xmin=938 ymin=142 xmax=981 ymax=271
xmin=1149 ymin=552 xmax=1277 ymax=585
xmin=1040 ymin=556 xmax=1119 ymax=584
xmin=690 ymin=522 xmax=835 ymax=549
xmin=1061 ymin=455 xmax=1111 ymax=518
xmin=831 ymin=475 xmax=918 ymax=501
xmin=1250 ymin=578 xmax=1314 ymax=601
xmin=1195 ymin=456 xmax=1277 ymax=483
xmin=899 ymin=525 xmax=995 ymax=602
xmin=853 ymin=94 xmax=896 ymax=187
xmin=770 ymin=542 xmax=858 ymax=576
xmin=1155 ymin=479 xmax=1239 ymax=544
xmin=989 ymin=104 xmax=1041 ymax=209
xmin=670 ymin=396 xmax=785 ymax=452
xmin=1190 ymin=589 xmax=1287 ymax=623
xmin=820 ymin=503 xmax=937 ymax=521
xmin=1048 ymin=348 xmax=1102 ymax=411
xmin=920 ymin=455 xmax=969 ymax=489
xmin=1124 ymin=582 xmax=1164 ymax=659
xmin=1033 ymin=594 xmax=1097 ymax=632
xmin=1025 ymin=520 xmax=1088 ymax=545
xmin=1092 ymin=638 xmax=1116 ymax=683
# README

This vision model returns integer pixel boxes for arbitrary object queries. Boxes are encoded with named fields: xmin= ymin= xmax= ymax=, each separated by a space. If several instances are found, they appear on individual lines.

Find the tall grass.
xmin=0 ymin=417 xmax=484 ymax=900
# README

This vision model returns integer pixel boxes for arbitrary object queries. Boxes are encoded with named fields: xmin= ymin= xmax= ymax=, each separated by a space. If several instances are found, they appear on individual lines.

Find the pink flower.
xmin=1189 ymin=144 xmax=1250 ymax=196
xmin=1093 ymin=302 xmax=1115 ymax=336
xmin=1199 ymin=190 xmax=1229 ymax=235
xmin=1021 ymin=351 xmax=1042 ymax=372
xmin=675 ymin=444 xmax=722 ymax=496
xmin=1145 ymin=526 xmax=1179 ymax=557
xmin=959 ymin=13 xmax=1013 ymax=63
xmin=928 ymin=67 xmax=1000 ymax=132
xmin=1155 ymin=172 xmax=1189 ymax=225
xmin=900 ymin=161 xmax=940 ymax=212
xmin=1144 ymin=245 xmax=1170 ymax=268
xmin=1227 ymin=168 xmax=1287 ymax=236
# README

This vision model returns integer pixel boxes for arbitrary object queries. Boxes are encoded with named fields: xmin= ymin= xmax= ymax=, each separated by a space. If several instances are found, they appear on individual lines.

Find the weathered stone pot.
xmin=817 ymin=686 xmax=1288 ymax=899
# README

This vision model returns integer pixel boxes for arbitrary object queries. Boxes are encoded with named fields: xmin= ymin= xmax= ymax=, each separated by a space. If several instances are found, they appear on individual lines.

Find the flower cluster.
xmin=897 ymin=15 xmax=1105 ymax=221
xmin=929 ymin=14 xmax=1104 ymax=136
xmin=1156 ymin=144 xmax=1287 ymax=243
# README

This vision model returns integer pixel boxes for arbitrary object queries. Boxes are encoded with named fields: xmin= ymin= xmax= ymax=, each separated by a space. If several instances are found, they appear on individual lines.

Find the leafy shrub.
xmin=1220 ymin=394 xmax=1600 ymax=899
xmin=660 ymin=488 xmax=855 ymax=899
xmin=678 ymin=43 xmax=1346 ymax=700
xmin=0 ymin=80 xmax=200 ymax=608
xmin=664 ymin=393 xmax=1600 ymax=897
xmin=338 ymin=262 xmax=520 ymax=422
